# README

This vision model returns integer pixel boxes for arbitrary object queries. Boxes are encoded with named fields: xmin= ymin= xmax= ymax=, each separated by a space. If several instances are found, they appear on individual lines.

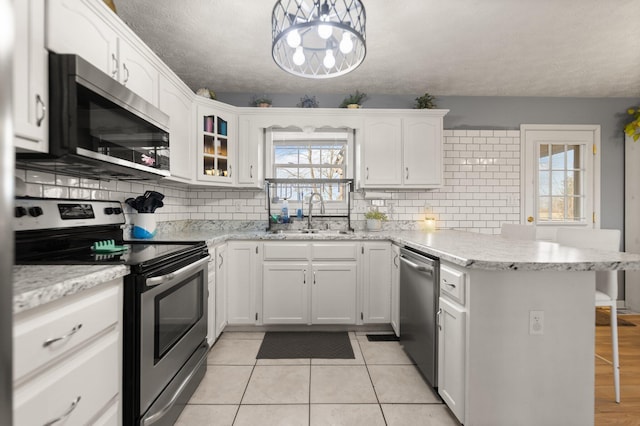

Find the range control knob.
xmin=28 ymin=206 xmax=43 ymax=217
xmin=104 ymin=207 xmax=114 ymax=215
xmin=14 ymin=206 xmax=27 ymax=218
xmin=113 ymin=207 xmax=122 ymax=215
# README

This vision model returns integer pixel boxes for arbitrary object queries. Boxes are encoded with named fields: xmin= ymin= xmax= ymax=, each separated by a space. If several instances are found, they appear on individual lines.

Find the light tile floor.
xmin=176 ymin=331 xmax=461 ymax=426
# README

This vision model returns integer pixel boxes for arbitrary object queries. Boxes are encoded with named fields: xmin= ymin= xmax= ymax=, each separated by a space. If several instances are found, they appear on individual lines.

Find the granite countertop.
xmin=17 ymin=228 xmax=640 ymax=314
xmin=13 ymin=264 xmax=129 ymax=314
xmin=149 ymin=228 xmax=640 ymax=272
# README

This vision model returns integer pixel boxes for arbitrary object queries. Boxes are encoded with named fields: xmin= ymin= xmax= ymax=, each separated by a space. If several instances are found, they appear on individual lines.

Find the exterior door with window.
xmin=521 ymin=125 xmax=600 ymax=240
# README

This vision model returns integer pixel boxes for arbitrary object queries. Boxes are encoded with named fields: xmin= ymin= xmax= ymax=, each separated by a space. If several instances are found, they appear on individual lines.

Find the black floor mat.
xmin=256 ymin=331 xmax=354 ymax=359
xmin=366 ymin=334 xmax=399 ymax=342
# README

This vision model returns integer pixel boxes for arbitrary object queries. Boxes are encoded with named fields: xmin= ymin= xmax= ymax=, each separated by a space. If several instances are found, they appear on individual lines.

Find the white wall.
xmin=16 ymin=129 xmax=521 ymax=234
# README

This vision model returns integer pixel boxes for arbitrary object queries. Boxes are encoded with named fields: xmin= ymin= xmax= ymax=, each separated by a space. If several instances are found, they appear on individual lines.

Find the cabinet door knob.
xmin=303 ymin=269 xmax=306 ymax=284
xmin=35 ymin=94 xmax=46 ymax=127
xmin=405 ymin=167 xmax=409 ymax=180
xmin=527 ymin=216 xmax=534 ymax=223
xmin=366 ymin=167 xmax=369 ymax=180
xmin=250 ymin=165 xmax=253 ymax=179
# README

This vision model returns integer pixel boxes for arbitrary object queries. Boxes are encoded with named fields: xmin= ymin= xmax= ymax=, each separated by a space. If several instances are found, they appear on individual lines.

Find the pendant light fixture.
xmin=272 ymin=0 xmax=366 ymax=79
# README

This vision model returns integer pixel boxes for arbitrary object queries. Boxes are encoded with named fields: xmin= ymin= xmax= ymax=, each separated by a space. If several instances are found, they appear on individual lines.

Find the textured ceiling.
xmin=115 ymin=0 xmax=640 ymax=97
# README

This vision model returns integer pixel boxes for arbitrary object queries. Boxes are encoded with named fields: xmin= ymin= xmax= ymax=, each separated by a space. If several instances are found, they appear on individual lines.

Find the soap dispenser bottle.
xmin=281 ymin=198 xmax=289 ymax=223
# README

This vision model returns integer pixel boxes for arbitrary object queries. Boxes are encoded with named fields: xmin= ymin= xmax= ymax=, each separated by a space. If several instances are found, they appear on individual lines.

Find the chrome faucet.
xmin=307 ymin=192 xmax=325 ymax=229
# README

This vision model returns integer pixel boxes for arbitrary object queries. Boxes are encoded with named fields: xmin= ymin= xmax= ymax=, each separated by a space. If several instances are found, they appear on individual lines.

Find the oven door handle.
xmin=145 ymin=256 xmax=210 ymax=287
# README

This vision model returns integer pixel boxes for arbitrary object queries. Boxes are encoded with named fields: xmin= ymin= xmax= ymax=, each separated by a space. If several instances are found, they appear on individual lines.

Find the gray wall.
xmin=218 ymin=92 xmax=639 ymax=236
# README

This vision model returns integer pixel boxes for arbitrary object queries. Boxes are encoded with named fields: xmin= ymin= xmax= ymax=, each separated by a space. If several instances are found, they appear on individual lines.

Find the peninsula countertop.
xmin=145 ymin=228 xmax=640 ymax=272
xmin=15 ymin=228 xmax=640 ymax=314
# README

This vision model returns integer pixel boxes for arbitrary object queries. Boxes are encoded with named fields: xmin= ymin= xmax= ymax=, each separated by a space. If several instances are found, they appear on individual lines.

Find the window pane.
xmin=551 ymin=171 xmax=565 ymax=195
xmin=550 ymin=145 xmax=566 ymax=169
xmin=566 ymin=171 xmax=581 ymax=197
xmin=539 ymin=171 xmax=550 ymax=196
xmin=551 ymin=196 xmax=565 ymax=220
xmin=567 ymin=145 xmax=581 ymax=169
xmin=274 ymin=147 xmax=299 ymax=164
xmin=567 ymin=196 xmax=583 ymax=221
xmin=538 ymin=197 xmax=550 ymax=220
xmin=276 ymin=167 xmax=299 ymax=179
xmin=539 ymin=145 xmax=550 ymax=170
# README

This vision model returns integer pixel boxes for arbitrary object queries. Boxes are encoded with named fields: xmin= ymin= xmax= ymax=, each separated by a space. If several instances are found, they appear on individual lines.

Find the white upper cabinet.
xmin=403 ymin=116 xmax=443 ymax=187
xmin=159 ymin=74 xmax=194 ymax=182
xmin=196 ymin=100 xmax=237 ymax=185
xmin=361 ymin=117 xmax=403 ymax=186
xmin=236 ymin=115 xmax=264 ymax=188
xmin=13 ymin=0 xmax=48 ymax=152
xmin=116 ymin=35 xmax=159 ymax=106
xmin=359 ymin=110 xmax=448 ymax=189
xmin=47 ymin=0 xmax=159 ymax=106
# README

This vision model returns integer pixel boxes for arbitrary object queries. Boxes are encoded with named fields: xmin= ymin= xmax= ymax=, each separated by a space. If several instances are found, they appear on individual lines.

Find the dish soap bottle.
xmin=281 ymin=198 xmax=289 ymax=223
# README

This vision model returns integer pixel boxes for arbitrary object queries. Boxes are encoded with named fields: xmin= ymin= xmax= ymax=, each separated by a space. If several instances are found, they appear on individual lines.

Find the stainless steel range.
xmin=14 ymin=197 xmax=209 ymax=426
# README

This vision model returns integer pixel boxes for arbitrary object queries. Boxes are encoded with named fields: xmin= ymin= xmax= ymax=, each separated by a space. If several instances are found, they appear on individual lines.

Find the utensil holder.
xmin=132 ymin=213 xmax=156 ymax=239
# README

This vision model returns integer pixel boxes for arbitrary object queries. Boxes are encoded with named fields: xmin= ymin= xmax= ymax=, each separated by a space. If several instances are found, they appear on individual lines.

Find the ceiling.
xmin=116 ymin=0 xmax=640 ymax=98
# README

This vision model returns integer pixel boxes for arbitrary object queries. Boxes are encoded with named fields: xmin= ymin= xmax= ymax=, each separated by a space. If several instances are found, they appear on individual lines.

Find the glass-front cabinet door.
xmin=197 ymin=103 xmax=235 ymax=184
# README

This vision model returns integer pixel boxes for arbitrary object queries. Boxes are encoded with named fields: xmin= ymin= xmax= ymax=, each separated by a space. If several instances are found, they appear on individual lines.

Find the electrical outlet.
xmin=234 ymin=200 xmax=243 ymax=210
xmin=529 ymin=310 xmax=544 ymax=335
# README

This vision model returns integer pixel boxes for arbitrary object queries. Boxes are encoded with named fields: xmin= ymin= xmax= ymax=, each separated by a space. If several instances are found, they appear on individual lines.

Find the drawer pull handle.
xmin=43 ymin=324 xmax=83 ymax=347
xmin=444 ymin=281 xmax=456 ymax=288
xmin=43 ymin=395 xmax=81 ymax=426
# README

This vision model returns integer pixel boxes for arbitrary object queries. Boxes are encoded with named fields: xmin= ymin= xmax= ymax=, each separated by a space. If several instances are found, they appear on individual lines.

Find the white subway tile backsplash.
xmin=15 ymin=129 xmax=521 ymax=234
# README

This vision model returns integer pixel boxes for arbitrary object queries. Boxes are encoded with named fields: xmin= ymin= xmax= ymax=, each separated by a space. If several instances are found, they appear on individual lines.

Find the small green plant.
xmin=251 ymin=95 xmax=272 ymax=107
xmin=339 ymin=90 xmax=368 ymax=108
xmin=364 ymin=209 xmax=388 ymax=221
xmin=415 ymin=92 xmax=436 ymax=109
xmin=625 ymin=107 xmax=640 ymax=141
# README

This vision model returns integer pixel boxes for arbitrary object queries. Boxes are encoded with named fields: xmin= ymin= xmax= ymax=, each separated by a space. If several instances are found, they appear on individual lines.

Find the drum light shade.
xmin=272 ymin=0 xmax=366 ymax=79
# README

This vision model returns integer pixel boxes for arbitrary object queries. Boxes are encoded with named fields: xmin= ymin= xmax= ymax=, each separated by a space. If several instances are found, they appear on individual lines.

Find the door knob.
xmin=527 ymin=216 xmax=534 ymax=223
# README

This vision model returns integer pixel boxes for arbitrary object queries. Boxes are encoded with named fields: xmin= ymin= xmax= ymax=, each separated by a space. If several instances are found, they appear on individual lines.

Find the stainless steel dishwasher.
xmin=399 ymin=247 xmax=439 ymax=388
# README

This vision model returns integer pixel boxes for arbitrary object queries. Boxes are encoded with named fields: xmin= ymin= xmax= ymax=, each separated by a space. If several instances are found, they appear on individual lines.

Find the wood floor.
xmin=595 ymin=313 xmax=640 ymax=425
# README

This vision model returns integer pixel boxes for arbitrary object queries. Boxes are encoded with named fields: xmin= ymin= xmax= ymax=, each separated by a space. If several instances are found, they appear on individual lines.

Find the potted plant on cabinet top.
xmin=251 ymin=95 xmax=272 ymax=108
xmin=625 ymin=107 xmax=640 ymax=141
xmin=339 ymin=90 xmax=368 ymax=108
xmin=364 ymin=209 xmax=387 ymax=232
xmin=414 ymin=92 xmax=437 ymax=109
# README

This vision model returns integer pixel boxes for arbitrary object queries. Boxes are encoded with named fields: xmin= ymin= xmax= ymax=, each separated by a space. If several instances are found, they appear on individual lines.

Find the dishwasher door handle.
xmin=400 ymin=255 xmax=434 ymax=275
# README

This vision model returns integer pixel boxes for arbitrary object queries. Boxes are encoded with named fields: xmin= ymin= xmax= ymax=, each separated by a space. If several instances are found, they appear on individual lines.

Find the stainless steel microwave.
xmin=17 ymin=53 xmax=170 ymax=180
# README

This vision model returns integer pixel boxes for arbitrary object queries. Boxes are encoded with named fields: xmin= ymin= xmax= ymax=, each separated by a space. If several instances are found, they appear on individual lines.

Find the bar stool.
xmin=556 ymin=228 xmax=621 ymax=403
xmin=500 ymin=223 xmax=537 ymax=240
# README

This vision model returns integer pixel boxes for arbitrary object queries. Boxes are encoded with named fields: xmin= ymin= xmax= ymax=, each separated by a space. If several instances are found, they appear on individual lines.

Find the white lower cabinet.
xmin=207 ymin=256 xmax=217 ymax=346
xmin=226 ymin=241 xmax=261 ymax=324
xmin=311 ymin=263 xmax=357 ymax=324
xmin=361 ymin=242 xmax=392 ymax=323
xmin=261 ymin=242 xmax=358 ymax=325
xmin=215 ymin=243 xmax=228 ymax=337
xmin=262 ymin=262 xmax=309 ymax=324
xmin=390 ymin=244 xmax=401 ymax=336
xmin=437 ymin=265 xmax=467 ymax=424
xmin=13 ymin=279 xmax=122 ymax=425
